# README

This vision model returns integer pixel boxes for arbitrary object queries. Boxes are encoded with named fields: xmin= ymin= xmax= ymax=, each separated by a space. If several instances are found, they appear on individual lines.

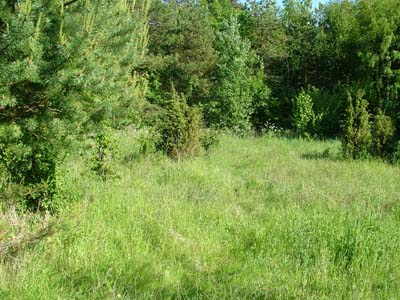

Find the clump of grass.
xmin=0 ymin=209 xmax=56 ymax=262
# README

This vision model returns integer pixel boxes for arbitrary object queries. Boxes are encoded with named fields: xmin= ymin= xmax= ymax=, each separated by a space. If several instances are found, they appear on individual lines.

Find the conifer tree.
xmin=341 ymin=90 xmax=372 ymax=159
xmin=0 ymin=0 xmax=149 ymax=210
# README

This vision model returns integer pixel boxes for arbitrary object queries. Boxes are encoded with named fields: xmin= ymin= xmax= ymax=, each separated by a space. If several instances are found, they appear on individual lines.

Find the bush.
xmin=0 ymin=177 xmax=26 ymax=212
xmin=156 ymin=92 xmax=203 ymax=160
xmin=250 ymin=65 xmax=271 ymax=131
xmin=394 ymin=141 xmax=400 ymax=163
xmin=292 ymin=89 xmax=321 ymax=138
xmin=136 ymin=127 xmax=160 ymax=156
xmin=200 ymin=128 xmax=220 ymax=152
xmin=341 ymin=90 xmax=372 ymax=159
xmin=89 ymin=129 xmax=119 ymax=179
xmin=371 ymin=109 xmax=396 ymax=158
xmin=0 ymin=125 xmax=60 ymax=211
xmin=308 ymin=86 xmax=347 ymax=138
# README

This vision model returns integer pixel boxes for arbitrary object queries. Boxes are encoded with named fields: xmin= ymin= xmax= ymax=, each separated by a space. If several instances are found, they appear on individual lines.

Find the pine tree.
xmin=0 ymin=0 xmax=149 ymax=210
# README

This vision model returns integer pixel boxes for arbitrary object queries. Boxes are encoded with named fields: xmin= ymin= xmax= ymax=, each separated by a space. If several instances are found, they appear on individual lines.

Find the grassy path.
xmin=1 ymin=135 xmax=400 ymax=299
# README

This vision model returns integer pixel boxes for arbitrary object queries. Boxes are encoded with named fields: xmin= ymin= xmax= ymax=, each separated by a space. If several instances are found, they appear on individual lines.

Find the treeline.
xmin=144 ymin=0 xmax=400 ymax=147
xmin=1 ymin=0 xmax=400 ymax=211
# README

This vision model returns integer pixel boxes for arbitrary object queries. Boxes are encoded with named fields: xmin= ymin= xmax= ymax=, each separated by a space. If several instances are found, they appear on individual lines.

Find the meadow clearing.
xmin=1 ymin=133 xmax=399 ymax=299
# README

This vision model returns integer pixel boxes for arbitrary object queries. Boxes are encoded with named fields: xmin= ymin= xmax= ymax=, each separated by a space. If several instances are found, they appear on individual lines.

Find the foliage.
xmin=371 ymin=109 xmax=396 ymax=158
xmin=2 ymin=0 xmax=400 ymax=216
xmin=205 ymin=0 xmax=238 ymax=30
xmin=145 ymin=0 xmax=217 ymax=106
xmin=235 ymin=0 xmax=400 ymax=142
xmin=394 ymin=141 xmax=400 ymax=163
xmin=292 ymin=89 xmax=315 ymax=137
xmin=282 ymin=0 xmax=317 ymax=89
xmin=341 ymin=92 xmax=398 ymax=160
xmin=0 ymin=125 xmax=59 ymax=210
xmin=354 ymin=0 xmax=400 ymax=114
xmin=0 ymin=0 xmax=149 ymax=210
xmin=136 ymin=127 xmax=160 ymax=156
xmin=307 ymin=87 xmax=347 ymax=137
xmin=144 ymin=0 xmax=400 ymax=147
xmin=341 ymin=90 xmax=372 ymax=159
xmin=200 ymin=128 xmax=220 ymax=152
xmin=156 ymin=92 xmax=203 ymax=160
xmin=89 ymin=129 xmax=119 ymax=179
xmin=208 ymin=16 xmax=260 ymax=131
xmin=249 ymin=64 xmax=271 ymax=130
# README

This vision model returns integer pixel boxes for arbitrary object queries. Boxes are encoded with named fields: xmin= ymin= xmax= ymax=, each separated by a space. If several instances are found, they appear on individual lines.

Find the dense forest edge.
xmin=1 ymin=0 xmax=400 ymax=298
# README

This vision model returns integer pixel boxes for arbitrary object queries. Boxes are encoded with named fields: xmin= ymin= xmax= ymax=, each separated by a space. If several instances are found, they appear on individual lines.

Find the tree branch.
xmin=64 ymin=0 xmax=80 ymax=8
xmin=0 ymin=99 xmax=50 ymax=123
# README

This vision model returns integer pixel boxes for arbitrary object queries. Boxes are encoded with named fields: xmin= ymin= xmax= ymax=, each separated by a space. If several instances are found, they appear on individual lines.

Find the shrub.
xmin=292 ymin=89 xmax=321 ymax=138
xmin=0 ymin=124 xmax=60 ymax=211
xmin=341 ymin=90 xmax=372 ymax=159
xmin=394 ymin=141 xmax=400 ymax=163
xmin=250 ymin=65 xmax=271 ymax=131
xmin=89 ymin=129 xmax=119 ymax=179
xmin=156 ymin=92 xmax=203 ymax=160
xmin=200 ymin=128 xmax=220 ymax=152
xmin=309 ymin=86 xmax=347 ymax=138
xmin=371 ymin=109 xmax=396 ymax=158
xmin=137 ymin=127 xmax=160 ymax=156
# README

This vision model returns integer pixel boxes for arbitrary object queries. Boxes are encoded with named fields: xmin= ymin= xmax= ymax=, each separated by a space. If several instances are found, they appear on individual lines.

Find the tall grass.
xmin=1 ymin=133 xmax=399 ymax=299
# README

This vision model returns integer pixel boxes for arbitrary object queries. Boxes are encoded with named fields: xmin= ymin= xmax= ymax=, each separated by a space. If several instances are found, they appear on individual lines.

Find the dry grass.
xmin=0 ymin=208 xmax=55 ymax=262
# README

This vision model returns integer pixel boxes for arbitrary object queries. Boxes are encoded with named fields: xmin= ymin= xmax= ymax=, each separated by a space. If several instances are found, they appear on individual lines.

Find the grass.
xmin=1 ymin=133 xmax=400 ymax=299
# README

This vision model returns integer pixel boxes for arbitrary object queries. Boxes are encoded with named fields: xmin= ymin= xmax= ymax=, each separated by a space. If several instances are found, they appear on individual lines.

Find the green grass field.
xmin=1 ymin=133 xmax=400 ymax=299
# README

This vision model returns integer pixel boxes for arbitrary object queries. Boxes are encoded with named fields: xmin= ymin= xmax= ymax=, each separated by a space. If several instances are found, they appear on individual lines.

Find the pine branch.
xmin=0 ymin=98 xmax=50 ymax=122
xmin=64 ymin=0 xmax=81 ymax=8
